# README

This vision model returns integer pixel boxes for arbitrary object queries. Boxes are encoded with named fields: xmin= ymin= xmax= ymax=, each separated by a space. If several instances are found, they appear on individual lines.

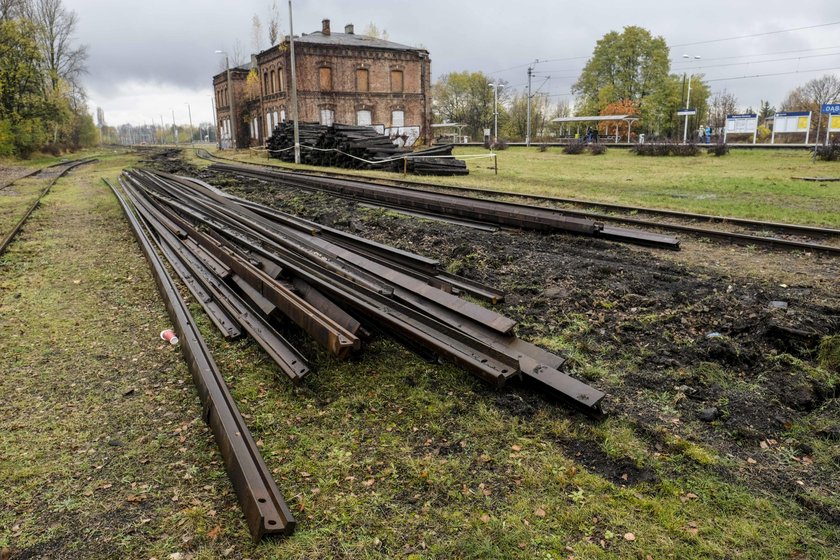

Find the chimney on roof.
xmin=345 ymin=23 xmax=354 ymax=34
xmin=322 ymin=19 xmax=330 ymax=35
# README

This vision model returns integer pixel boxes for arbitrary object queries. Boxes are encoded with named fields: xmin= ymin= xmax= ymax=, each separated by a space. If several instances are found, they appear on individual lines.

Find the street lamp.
xmin=682 ymin=54 xmax=701 ymax=144
xmin=215 ymin=49 xmax=236 ymax=149
xmin=489 ymin=83 xmax=503 ymax=145
xmin=185 ymin=102 xmax=193 ymax=145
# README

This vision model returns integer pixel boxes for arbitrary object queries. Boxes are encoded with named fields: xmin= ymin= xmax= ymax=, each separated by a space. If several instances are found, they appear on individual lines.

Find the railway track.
xmin=197 ymin=150 xmax=839 ymax=256
xmin=0 ymin=158 xmax=96 ymax=256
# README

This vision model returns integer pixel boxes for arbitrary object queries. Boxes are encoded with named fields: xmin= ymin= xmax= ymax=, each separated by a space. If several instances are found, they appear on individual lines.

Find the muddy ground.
xmin=146 ymin=149 xmax=840 ymax=525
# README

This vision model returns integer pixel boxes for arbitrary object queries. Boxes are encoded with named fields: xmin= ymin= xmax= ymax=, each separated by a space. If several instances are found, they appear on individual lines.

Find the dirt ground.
xmin=141 ymin=149 xmax=840 ymax=526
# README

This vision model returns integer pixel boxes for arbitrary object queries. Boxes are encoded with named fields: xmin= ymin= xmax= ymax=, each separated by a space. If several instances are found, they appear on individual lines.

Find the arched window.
xmin=391 ymin=110 xmax=405 ymax=127
xmin=270 ymin=70 xmax=276 ymax=93
xmin=263 ymin=72 xmax=269 ymax=95
xmin=357 ymin=110 xmax=372 ymax=126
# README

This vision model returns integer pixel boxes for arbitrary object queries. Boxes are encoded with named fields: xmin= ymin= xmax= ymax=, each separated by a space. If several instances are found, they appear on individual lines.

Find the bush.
xmin=671 ymin=143 xmax=699 ymax=157
xmin=589 ymin=144 xmax=606 ymax=155
xmin=490 ymin=139 xmax=508 ymax=151
xmin=707 ymin=143 xmax=730 ymax=157
xmin=632 ymin=142 xmax=699 ymax=157
xmin=538 ymin=143 xmax=548 ymax=152
xmin=563 ymin=142 xmax=586 ymax=155
xmin=632 ymin=143 xmax=671 ymax=156
xmin=813 ymin=139 xmax=840 ymax=161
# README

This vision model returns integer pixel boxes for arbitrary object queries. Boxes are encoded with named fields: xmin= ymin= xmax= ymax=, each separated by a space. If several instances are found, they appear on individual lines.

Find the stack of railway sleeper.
xmin=116 ymin=168 xmax=605 ymax=414
xmin=266 ymin=121 xmax=468 ymax=175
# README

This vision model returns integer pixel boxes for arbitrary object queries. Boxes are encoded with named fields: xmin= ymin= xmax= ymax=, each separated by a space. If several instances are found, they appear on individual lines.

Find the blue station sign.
xmin=822 ymin=103 xmax=840 ymax=114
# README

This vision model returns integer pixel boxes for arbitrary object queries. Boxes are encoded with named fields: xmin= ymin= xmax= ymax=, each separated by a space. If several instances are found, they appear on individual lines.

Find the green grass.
xmin=1 ymin=153 xmax=838 ymax=558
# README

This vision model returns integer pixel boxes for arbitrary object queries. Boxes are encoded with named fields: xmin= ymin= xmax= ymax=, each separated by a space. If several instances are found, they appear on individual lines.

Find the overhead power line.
xmin=670 ymin=20 xmax=840 ymax=48
xmin=705 ymin=66 xmax=840 ymax=82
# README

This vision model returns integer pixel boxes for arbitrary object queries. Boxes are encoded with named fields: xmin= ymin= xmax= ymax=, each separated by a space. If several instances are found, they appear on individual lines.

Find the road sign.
xmin=676 ymin=109 xmax=697 ymax=116
xmin=822 ymin=103 xmax=840 ymax=114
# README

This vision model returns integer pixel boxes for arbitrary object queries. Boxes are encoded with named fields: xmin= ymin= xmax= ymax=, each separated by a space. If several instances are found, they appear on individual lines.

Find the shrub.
xmin=589 ymin=144 xmax=606 ymax=155
xmin=707 ymin=143 xmax=730 ymax=157
xmin=491 ymin=139 xmax=508 ymax=151
xmin=632 ymin=143 xmax=671 ymax=156
xmin=813 ymin=139 xmax=840 ymax=162
xmin=671 ymin=143 xmax=699 ymax=157
xmin=563 ymin=142 xmax=586 ymax=155
xmin=538 ymin=143 xmax=548 ymax=152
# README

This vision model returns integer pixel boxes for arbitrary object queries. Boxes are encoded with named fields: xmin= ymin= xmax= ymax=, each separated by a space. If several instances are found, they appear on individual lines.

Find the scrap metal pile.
xmin=110 ymin=168 xmax=605 ymax=539
xmin=266 ymin=121 xmax=469 ymax=175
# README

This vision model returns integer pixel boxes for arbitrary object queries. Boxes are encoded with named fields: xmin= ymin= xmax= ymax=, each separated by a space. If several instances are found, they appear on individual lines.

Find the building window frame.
xmin=319 ymin=66 xmax=333 ymax=91
xmin=390 ymin=69 xmax=404 ymax=93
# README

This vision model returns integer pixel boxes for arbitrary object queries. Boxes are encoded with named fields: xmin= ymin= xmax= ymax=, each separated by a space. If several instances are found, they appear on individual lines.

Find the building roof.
xmin=292 ymin=30 xmax=426 ymax=53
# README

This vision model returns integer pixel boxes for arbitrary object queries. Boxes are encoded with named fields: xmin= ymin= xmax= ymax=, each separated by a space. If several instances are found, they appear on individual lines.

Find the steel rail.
xmin=200 ymin=150 xmax=840 ymax=238
xmin=120 ymin=180 xmax=310 ymax=381
xmin=122 ymin=171 xmax=360 ymax=358
xmin=208 ymin=162 xmax=680 ymax=250
xmin=106 ymin=178 xmax=296 ymax=541
xmin=0 ymin=159 xmax=96 ymax=256
xmin=142 ymin=169 xmax=516 ymax=335
xmin=205 ymin=156 xmax=839 ymax=254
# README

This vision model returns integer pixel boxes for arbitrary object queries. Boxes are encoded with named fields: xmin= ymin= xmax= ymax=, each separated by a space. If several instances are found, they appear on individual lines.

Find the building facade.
xmin=213 ymin=19 xmax=432 ymax=149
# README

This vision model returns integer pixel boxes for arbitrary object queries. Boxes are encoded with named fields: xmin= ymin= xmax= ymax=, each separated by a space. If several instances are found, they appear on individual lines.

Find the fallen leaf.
xmin=363 ymin=478 xmax=375 ymax=487
xmin=480 ymin=514 xmax=490 ymax=523
xmin=299 ymin=471 xmax=311 ymax=478
xmin=511 ymin=444 xmax=522 ymax=452
xmin=747 ymin=457 xmax=757 ymax=464
xmin=623 ymin=532 xmax=636 ymax=541
xmin=207 ymin=525 xmax=221 ymax=540
xmin=535 ymin=507 xmax=546 ymax=518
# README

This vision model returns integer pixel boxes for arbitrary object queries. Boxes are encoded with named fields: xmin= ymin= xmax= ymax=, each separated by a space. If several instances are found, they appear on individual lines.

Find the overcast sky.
xmin=69 ymin=0 xmax=840 ymax=126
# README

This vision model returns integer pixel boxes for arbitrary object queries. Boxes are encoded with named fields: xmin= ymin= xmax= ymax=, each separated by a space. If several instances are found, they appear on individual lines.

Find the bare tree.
xmin=0 ymin=0 xmax=25 ymax=19
xmin=803 ymin=74 xmax=840 ymax=109
xmin=23 ymin=0 xmax=88 ymax=91
xmin=231 ymin=39 xmax=246 ymax=67
xmin=251 ymin=13 xmax=263 ymax=53
xmin=363 ymin=21 xmax=389 ymax=41
xmin=267 ymin=0 xmax=280 ymax=45
xmin=707 ymin=90 xmax=737 ymax=130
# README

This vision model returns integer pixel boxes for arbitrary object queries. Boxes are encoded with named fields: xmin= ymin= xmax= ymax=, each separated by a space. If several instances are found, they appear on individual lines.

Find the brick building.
xmin=213 ymin=19 xmax=432 ymax=149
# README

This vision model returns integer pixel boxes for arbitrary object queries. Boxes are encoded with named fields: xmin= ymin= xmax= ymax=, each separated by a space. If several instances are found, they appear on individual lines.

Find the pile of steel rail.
xmin=109 ymin=168 xmax=606 ymax=538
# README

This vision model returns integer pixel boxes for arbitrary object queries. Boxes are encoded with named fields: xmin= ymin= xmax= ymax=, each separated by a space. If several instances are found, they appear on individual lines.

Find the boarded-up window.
xmin=390 ymin=70 xmax=403 ymax=92
xmin=270 ymin=70 xmax=276 ymax=93
xmin=266 ymin=112 xmax=272 ymax=134
xmin=263 ymin=72 xmax=269 ymax=95
xmin=356 ymin=69 xmax=369 ymax=92
xmin=319 ymin=67 xmax=332 ymax=91
xmin=277 ymin=67 xmax=283 ymax=91
xmin=357 ymin=110 xmax=372 ymax=126
xmin=391 ymin=110 xmax=405 ymax=127
xmin=320 ymin=108 xmax=334 ymax=126
xmin=280 ymin=109 xmax=286 ymax=122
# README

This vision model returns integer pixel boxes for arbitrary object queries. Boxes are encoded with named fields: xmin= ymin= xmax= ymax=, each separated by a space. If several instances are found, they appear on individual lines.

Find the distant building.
xmin=212 ymin=18 xmax=432 ymax=149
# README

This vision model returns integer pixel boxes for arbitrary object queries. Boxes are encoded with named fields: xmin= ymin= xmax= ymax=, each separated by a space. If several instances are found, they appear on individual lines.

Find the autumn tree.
xmin=780 ymin=74 xmax=840 ymax=136
xmin=502 ymin=92 xmax=551 ymax=141
xmin=433 ymin=71 xmax=506 ymax=139
xmin=707 ymin=90 xmax=737 ymax=131
xmin=598 ymin=99 xmax=638 ymax=139
xmin=24 ymin=0 xmax=88 ymax=92
xmin=572 ymin=26 xmax=669 ymax=117
xmin=267 ymin=0 xmax=280 ymax=44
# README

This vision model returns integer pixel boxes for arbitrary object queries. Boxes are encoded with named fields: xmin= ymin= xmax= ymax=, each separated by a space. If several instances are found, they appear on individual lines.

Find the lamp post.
xmin=215 ymin=50 xmax=236 ymax=149
xmin=682 ymin=54 xmax=701 ymax=144
xmin=288 ymin=0 xmax=301 ymax=164
xmin=210 ymin=95 xmax=218 ymax=147
xmin=489 ymin=82 xmax=503 ymax=145
xmin=185 ymin=103 xmax=193 ymax=145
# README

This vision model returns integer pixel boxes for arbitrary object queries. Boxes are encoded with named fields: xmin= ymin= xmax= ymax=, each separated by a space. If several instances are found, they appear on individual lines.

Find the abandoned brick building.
xmin=213 ymin=18 xmax=432 ymax=149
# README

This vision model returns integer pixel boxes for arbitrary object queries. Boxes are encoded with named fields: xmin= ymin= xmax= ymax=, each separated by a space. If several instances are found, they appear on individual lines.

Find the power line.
xmin=670 ymin=44 xmax=840 ymax=65
xmin=705 ymin=66 xmax=840 ymax=83
xmin=670 ymin=20 xmax=840 ymax=48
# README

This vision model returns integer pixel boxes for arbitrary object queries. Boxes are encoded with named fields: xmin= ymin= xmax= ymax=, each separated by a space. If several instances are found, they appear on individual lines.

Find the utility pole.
xmin=171 ymin=109 xmax=178 ymax=145
xmin=526 ymin=63 xmax=534 ymax=146
xmin=489 ymin=83 xmax=502 ymax=144
xmin=210 ymin=95 xmax=219 ymax=147
xmin=185 ymin=103 xmax=193 ymax=144
xmin=682 ymin=55 xmax=701 ymax=144
xmin=288 ymin=0 xmax=301 ymax=164
xmin=159 ymin=115 xmax=165 ymax=144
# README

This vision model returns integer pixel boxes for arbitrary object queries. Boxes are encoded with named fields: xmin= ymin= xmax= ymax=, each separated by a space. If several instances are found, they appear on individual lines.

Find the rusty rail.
xmin=106 ymin=178 xmax=296 ymax=540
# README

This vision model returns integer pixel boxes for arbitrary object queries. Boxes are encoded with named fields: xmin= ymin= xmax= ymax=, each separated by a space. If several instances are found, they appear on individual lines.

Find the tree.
xmin=758 ymin=99 xmax=775 ymax=124
xmin=572 ymin=26 xmax=670 ymax=116
xmin=363 ymin=22 xmax=389 ymax=41
xmin=24 ymin=0 xmax=88 ymax=92
xmin=599 ymin=99 xmax=638 ymax=139
xmin=708 ymin=90 xmax=738 ymax=131
xmin=433 ymin=71 xmax=506 ymax=139
xmin=780 ymin=74 xmax=840 ymax=139
xmin=502 ymin=92 xmax=551 ymax=141
xmin=251 ymin=14 xmax=263 ymax=53
xmin=0 ymin=0 xmax=24 ymax=20
xmin=267 ymin=0 xmax=280 ymax=45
